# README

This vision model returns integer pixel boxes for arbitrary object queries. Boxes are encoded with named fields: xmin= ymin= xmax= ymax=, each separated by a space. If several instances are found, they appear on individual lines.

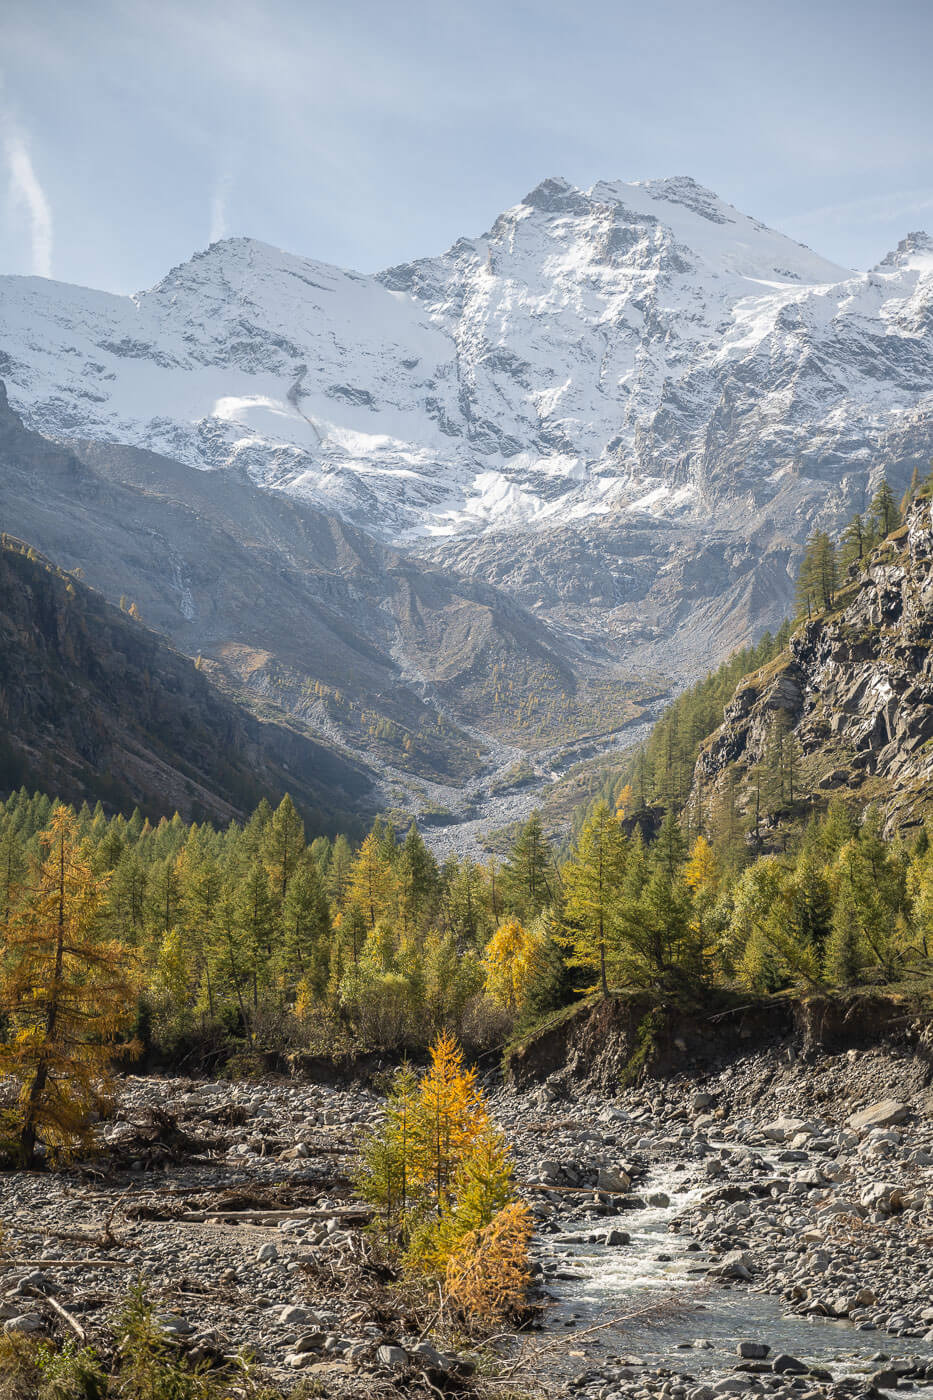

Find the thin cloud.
xmin=210 ymin=170 xmax=232 ymax=243
xmin=4 ymin=129 xmax=53 ymax=277
xmin=783 ymin=188 xmax=933 ymax=229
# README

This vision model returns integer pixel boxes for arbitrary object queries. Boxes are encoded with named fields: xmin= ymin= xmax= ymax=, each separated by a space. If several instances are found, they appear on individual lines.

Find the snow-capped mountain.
xmin=3 ymin=175 xmax=931 ymax=550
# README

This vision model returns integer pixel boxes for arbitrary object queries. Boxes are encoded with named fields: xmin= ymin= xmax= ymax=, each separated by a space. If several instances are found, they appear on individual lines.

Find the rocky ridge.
xmin=689 ymin=496 xmax=933 ymax=837
xmin=0 ymin=535 xmax=373 ymax=827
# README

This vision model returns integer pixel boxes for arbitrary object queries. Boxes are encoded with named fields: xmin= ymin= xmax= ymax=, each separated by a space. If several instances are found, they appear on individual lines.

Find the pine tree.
xmin=900 ymin=465 xmax=921 ymax=517
xmin=236 ymin=862 xmax=277 ymax=1010
xmin=398 ymin=821 xmax=439 ymax=931
xmin=795 ymin=530 xmax=838 ymax=617
xmin=282 ymin=858 xmax=331 ymax=999
xmin=0 ymin=808 xmax=139 ymax=1163
xmin=348 ymin=831 xmax=394 ymax=929
xmin=262 ymin=794 xmax=305 ymax=903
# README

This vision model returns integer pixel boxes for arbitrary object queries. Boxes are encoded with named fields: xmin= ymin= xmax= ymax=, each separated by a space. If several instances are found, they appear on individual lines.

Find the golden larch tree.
xmin=482 ymin=917 xmax=545 ymax=1013
xmin=0 ymin=807 xmax=140 ymax=1163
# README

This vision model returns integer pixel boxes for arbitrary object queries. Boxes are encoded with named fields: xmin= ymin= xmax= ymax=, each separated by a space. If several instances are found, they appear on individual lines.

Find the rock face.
xmin=692 ymin=498 xmax=933 ymax=835
xmin=0 ymin=537 xmax=373 ymax=827
xmin=1 ymin=178 xmax=932 ymax=684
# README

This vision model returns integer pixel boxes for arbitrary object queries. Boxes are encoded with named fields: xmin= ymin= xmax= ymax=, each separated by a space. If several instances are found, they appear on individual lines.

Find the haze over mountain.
xmin=1 ymin=175 xmax=931 ymax=839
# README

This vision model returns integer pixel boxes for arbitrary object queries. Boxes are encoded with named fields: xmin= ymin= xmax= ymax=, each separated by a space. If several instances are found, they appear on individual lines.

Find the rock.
xmin=154 ymin=1313 xmax=195 ymax=1336
xmin=871 ymin=1369 xmax=901 ymax=1390
xmin=762 ymin=1117 xmax=813 ymax=1142
xmin=772 ymin=1355 xmax=809 ymax=1374
xmin=605 ymin=1228 xmax=631 ymax=1246
xmin=279 ymin=1305 xmax=320 ymax=1326
xmin=376 ymin=1344 xmax=409 ymax=1369
xmin=848 ymin=1100 xmax=910 ymax=1132
xmin=738 ymin=1342 xmax=771 ymax=1359
xmin=3 ymin=1313 xmax=44 ymax=1335
xmin=410 ymin=1341 xmax=450 ymax=1370
xmin=692 ymin=1092 xmax=714 ymax=1111
xmin=13 ymin=1271 xmax=59 ymax=1296
xmin=292 ymin=1332 xmax=327 ymax=1353
xmin=256 ymin=1242 xmax=279 ymax=1263
xmin=597 ymin=1167 xmax=632 ymax=1192
xmin=647 ymin=1191 xmax=671 ymax=1207
xmin=716 ymin=1248 xmax=754 ymax=1280
xmin=860 ymin=1183 xmax=904 ymax=1214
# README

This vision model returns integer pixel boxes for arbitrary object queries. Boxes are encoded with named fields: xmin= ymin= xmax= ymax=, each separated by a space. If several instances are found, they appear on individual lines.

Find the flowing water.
xmin=539 ymin=1163 xmax=933 ymax=1379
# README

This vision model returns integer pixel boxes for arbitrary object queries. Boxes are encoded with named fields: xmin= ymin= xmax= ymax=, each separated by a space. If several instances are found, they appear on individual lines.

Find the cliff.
xmin=691 ymin=498 xmax=933 ymax=838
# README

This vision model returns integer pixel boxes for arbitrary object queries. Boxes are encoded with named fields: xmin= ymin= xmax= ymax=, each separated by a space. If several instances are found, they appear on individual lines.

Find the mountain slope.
xmin=0 ymin=537 xmax=374 ymax=829
xmin=0 ymin=382 xmax=637 ymax=797
xmin=689 ymin=498 xmax=933 ymax=837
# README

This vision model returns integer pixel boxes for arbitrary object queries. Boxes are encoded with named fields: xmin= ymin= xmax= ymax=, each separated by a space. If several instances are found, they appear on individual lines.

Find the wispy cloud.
xmin=210 ymin=170 xmax=232 ymax=243
xmin=782 ymin=188 xmax=933 ymax=230
xmin=4 ymin=129 xmax=53 ymax=277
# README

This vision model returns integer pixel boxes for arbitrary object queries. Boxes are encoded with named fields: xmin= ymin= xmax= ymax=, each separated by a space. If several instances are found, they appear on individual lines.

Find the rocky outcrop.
xmin=692 ymin=499 xmax=933 ymax=835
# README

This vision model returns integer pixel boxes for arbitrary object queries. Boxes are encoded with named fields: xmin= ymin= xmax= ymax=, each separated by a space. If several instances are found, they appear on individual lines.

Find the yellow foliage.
xmin=0 ymin=808 xmax=140 ymax=1163
xmin=358 ymin=1032 xmax=520 ymax=1294
xmin=482 ymin=918 xmax=546 ymax=1013
xmin=407 ymin=1029 xmax=490 ymax=1206
xmin=684 ymin=834 xmax=718 ymax=893
xmin=444 ymin=1200 xmax=533 ymax=1324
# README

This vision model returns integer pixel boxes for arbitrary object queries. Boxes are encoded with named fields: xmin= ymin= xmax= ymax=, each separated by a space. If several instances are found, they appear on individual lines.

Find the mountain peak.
xmin=521 ymin=176 xmax=590 ymax=214
xmin=876 ymin=231 xmax=933 ymax=272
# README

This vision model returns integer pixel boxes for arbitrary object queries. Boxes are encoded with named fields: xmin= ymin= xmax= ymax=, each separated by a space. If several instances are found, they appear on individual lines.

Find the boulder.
xmin=376 ymin=1344 xmax=409 ymax=1370
xmin=772 ymin=1355 xmax=809 ymax=1374
xmin=597 ymin=1167 xmax=631 ymax=1192
xmin=848 ymin=1100 xmax=910 ymax=1132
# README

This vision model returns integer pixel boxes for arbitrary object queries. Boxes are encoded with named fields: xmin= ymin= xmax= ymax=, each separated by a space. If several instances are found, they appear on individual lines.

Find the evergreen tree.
xmin=262 ymin=794 xmax=305 ymax=902
xmin=869 ymin=478 xmax=898 ymax=539
xmin=398 ymin=821 xmax=439 ymax=931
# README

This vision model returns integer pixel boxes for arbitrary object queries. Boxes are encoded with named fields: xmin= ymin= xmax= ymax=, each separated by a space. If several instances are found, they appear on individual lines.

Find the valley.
xmin=2 ymin=159 xmax=933 ymax=1400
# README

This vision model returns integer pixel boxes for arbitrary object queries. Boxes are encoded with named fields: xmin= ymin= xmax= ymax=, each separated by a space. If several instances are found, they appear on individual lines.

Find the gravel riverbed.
xmin=0 ymin=1042 xmax=931 ymax=1399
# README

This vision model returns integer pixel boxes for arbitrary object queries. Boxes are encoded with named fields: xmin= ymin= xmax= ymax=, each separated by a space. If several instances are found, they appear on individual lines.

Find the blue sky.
xmin=2 ymin=0 xmax=932 ymax=292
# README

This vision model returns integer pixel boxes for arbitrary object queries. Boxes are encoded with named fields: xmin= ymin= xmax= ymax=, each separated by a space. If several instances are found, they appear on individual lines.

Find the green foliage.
xmin=0 ymin=1282 xmax=282 ymax=1400
xmin=795 ymin=529 xmax=838 ymax=619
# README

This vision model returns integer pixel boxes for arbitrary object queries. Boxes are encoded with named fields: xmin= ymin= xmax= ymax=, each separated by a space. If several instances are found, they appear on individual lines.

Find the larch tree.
xmin=347 ymin=830 xmax=394 ymax=929
xmin=262 ymin=794 xmax=305 ymax=903
xmin=500 ymin=811 xmax=555 ymax=921
xmin=561 ymin=801 xmax=628 ymax=995
xmin=0 ymin=807 xmax=140 ymax=1164
xmin=482 ymin=917 xmax=546 ymax=1013
xmin=870 ymin=478 xmax=899 ymax=539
